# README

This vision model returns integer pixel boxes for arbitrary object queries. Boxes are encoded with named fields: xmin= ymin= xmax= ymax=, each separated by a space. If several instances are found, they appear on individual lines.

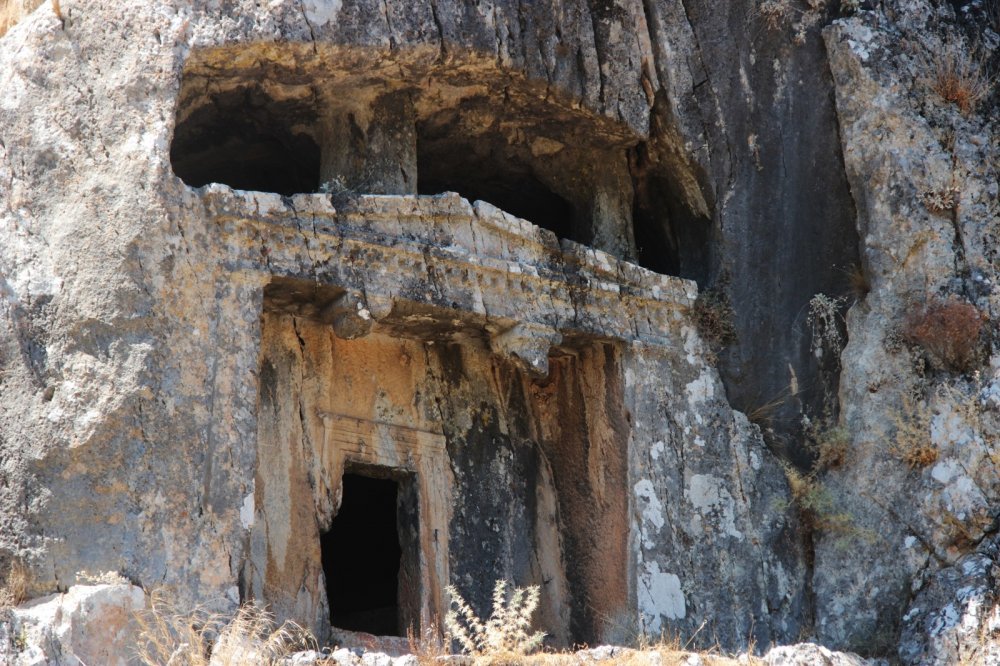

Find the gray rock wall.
xmin=0 ymin=0 xmax=808 ymax=653
xmin=814 ymin=1 xmax=1000 ymax=657
xmin=3 ymin=0 xmax=998 ymax=662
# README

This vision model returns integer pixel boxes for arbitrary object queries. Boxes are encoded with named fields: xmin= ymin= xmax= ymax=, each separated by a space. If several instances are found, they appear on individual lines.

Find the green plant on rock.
xmin=781 ymin=464 xmax=859 ymax=538
xmin=803 ymin=416 xmax=850 ymax=471
xmin=444 ymin=580 xmax=546 ymax=657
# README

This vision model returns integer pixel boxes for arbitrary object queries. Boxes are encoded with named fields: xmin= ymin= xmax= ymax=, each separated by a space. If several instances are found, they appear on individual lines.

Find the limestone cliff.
xmin=0 ymin=0 xmax=997 ymax=664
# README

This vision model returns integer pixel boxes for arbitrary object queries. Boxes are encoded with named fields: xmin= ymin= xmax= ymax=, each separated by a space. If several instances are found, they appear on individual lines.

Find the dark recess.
xmin=416 ymin=131 xmax=580 ymax=243
xmin=170 ymin=86 xmax=320 ymax=196
xmin=323 ymin=473 xmax=404 ymax=636
xmin=632 ymin=172 xmax=714 ymax=284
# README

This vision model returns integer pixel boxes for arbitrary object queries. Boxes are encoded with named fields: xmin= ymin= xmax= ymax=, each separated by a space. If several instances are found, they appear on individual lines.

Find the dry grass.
xmin=134 ymin=591 xmax=316 ymax=666
xmin=133 ymin=588 xmax=762 ymax=666
xmin=902 ymin=297 xmax=985 ymax=373
xmin=841 ymin=263 xmax=870 ymax=301
xmin=743 ymin=389 xmax=792 ymax=433
xmin=954 ymin=603 xmax=1000 ymax=666
xmin=408 ymin=620 xmax=449 ymax=666
xmin=446 ymin=630 xmax=756 ymax=666
xmin=804 ymin=420 xmax=850 ymax=471
xmin=442 ymin=583 xmax=755 ymax=665
xmin=691 ymin=288 xmax=737 ymax=350
xmin=888 ymin=393 xmax=938 ymax=470
xmin=927 ymin=38 xmax=994 ymax=115
xmin=0 ymin=558 xmax=30 ymax=608
xmin=0 ymin=0 xmax=45 ymax=38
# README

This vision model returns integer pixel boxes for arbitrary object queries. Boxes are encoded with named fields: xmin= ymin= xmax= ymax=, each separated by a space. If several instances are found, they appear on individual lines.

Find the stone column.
xmin=588 ymin=153 xmax=637 ymax=261
xmin=318 ymin=89 xmax=417 ymax=195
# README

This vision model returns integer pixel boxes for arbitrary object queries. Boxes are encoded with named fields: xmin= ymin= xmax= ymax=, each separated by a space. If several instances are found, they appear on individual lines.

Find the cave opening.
xmin=322 ymin=472 xmax=415 ymax=637
xmin=170 ymin=85 xmax=321 ymax=196
xmin=632 ymin=171 xmax=714 ymax=285
xmin=416 ymin=126 xmax=581 ymax=243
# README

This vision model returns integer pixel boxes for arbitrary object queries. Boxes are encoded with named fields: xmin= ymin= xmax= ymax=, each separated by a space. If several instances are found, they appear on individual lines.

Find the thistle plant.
xmin=444 ymin=580 xmax=546 ymax=656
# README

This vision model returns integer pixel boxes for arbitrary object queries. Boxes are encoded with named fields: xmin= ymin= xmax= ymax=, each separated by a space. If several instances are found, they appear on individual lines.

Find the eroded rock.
xmin=0 ymin=0 xmax=805 ymax=655
xmin=1 ymin=583 xmax=145 ymax=666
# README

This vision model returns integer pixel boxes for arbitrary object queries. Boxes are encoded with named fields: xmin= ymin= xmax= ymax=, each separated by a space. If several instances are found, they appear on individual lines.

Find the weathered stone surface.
xmin=0 ymin=0 xmax=806 ymax=656
xmin=0 ymin=583 xmax=145 ymax=666
xmin=637 ymin=0 xmax=862 ymax=461
xmin=233 ymin=190 xmax=803 ymax=645
xmin=10 ymin=0 xmax=998 ymax=661
xmin=898 ymin=536 xmax=1000 ymax=666
xmin=761 ymin=643 xmax=879 ymax=666
xmin=815 ymin=0 xmax=1000 ymax=656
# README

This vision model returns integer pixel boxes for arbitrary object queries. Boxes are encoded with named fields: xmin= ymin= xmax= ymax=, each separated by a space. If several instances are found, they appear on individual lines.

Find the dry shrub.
xmin=408 ymin=620 xmax=448 ymax=666
xmin=782 ymin=465 xmax=856 ymax=535
xmin=0 ymin=558 xmax=30 ymax=608
xmin=807 ymin=293 xmax=848 ymax=362
xmin=928 ymin=38 xmax=994 ymax=115
xmin=135 ymin=591 xmax=315 ymax=666
xmin=445 ymin=580 xmax=545 ymax=657
xmin=691 ymin=288 xmax=737 ymax=350
xmin=805 ymin=420 xmax=850 ymax=471
xmin=896 ymin=442 xmax=938 ymax=469
xmin=921 ymin=186 xmax=961 ymax=214
xmin=755 ymin=0 xmax=829 ymax=45
xmin=0 ymin=0 xmax=45 ymax=38
xmin=902 ymin=297 xmax=985 ymax=372
xmin=888 ymin=393 xmax=938 ymax=470
xmin=757 ymin=0 xmax=792 ymax=31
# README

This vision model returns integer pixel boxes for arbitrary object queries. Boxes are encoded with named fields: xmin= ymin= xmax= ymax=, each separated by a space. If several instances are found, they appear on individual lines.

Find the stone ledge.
xmin=201 ymin=186 xmax=696 ymax=349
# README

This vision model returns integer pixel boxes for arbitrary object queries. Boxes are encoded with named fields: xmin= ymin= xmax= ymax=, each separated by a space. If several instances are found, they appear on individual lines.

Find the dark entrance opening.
xmin=632 ymin=172 xmax=714 ymax=285
xmin=170 ymin=86 xmax=321 ymax=196
xmin=322 ymin=472 xmax=408 ymax=636
xmin=416 ymin=131 xmax=579 ymax=242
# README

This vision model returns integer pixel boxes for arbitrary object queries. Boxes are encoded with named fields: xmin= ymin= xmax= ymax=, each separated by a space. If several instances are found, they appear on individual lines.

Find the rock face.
xmin=1 ymin=0 xmax=998 ymax=663
xmin=898 ymin=536 xmax=1000 ymax=666
xmin=814 ymin=1 xmax=1000 ymax=656
xmin=1 ymin=583 xmax=146 ymax=665
xmin=0 ymin=0 xmax=806 ymax=656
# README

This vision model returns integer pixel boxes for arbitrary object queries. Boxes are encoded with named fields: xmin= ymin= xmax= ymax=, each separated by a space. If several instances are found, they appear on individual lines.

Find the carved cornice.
xmin=204 ymin=187 xmax=696 ymax=350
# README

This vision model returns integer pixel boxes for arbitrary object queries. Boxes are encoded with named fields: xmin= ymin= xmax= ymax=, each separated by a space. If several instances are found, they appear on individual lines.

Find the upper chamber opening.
xmin=169 ymin=45 xmax=712 ymax=272
xmin=170 ymin=84 xmax=321 ymax=196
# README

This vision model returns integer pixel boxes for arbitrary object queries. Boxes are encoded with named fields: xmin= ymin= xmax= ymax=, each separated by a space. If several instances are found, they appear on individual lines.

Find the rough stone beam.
xmin=489 ymin=323 xmax=562 ymax=377
xmin=320 ymin=290 xmax=374 ymax=339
